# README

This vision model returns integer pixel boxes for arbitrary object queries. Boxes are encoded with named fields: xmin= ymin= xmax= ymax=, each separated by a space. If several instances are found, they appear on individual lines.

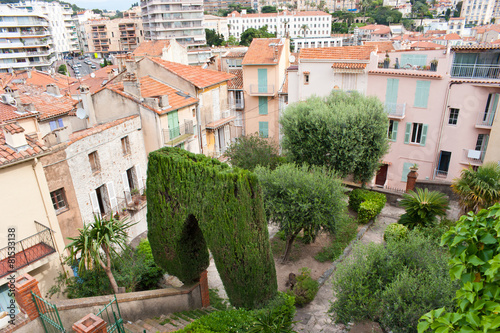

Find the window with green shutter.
xmin=167 ymin=111 xmax=180 ymax=139
xmin=385 ymin=78 xmax=399 ymax=106
xmin=258 ymin=68 xmax=268 ymax=93
xmin=388 ymin=120 xmax=398 ymax=141
xmin=401 ymin=54 xmax=428 ymax=67
xmin=414 ymin=81 xmax=431 ymax=108
xmin=259 ymin=96 xmax=268 ymax=115
xmin=401 ymin=162 xmax=413 ymax=182
xmin=259 ymin=121 xmax=268 ymax=138
xmin=404 ymin=122 xmax=428 ymax=146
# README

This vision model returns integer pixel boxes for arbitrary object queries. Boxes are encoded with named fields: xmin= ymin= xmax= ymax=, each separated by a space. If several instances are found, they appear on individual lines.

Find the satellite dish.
xmin=76 ymin=108 xmax=88 ymax=119
xmin=90 ymin=73 xmax=96 ymax=78
xmin=289 ymin=55 xmax=296 ymax=63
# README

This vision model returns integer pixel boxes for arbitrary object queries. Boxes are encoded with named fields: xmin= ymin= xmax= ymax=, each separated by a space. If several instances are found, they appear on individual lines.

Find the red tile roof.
xmin=0 ymin=128 xmax=49 ymax=166
xmin=3 ymin=123 xmax=24 ymax=134
xmin=69 ymin=115 xmax=138 ymax=144
xmin=228 ymin=69 xmax=243 ymax=89
xmin=364 ymin=41 xmax=395 ymax=53
xmin=69 ymin=65 xmax=119 ymax=94
xmin=359 ymin=24 xmax=391 ymax=35
xmin=444 ymin=33 xmax=461 ymax=40
xmin=107 ymin=76 xmax=198 ymax=115
xmin=368 ymin=70 xmax=443 ymax=79
xmin=332 ymin=63 xmax=367 ymax=69
xmin=242 ymin=38 xmax=284 ymax=65
xmin=452 ymin=44 xmax=500 ymax=50
xmin=410 ymin=41 xmax=446 ymax=49
xmin=225 ymin=50 xmax=247 ymax=58
xmin=299 ymin=46 xmax=376 ymax=60
xmin=0 ymin=70 xmax=77 ymax=92
xmin=133 ymin=40 xmax=172 ymax=57
xmin=228 ymin=10 xmax=330 ymax=18
xmin=148 ymin=57 xmax=234 ymax=89
xmin=0 ymin=102 xmax=28 ymax=122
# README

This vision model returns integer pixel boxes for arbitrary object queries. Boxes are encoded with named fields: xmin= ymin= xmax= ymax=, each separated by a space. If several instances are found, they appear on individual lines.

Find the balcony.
xmin=461 ymin=149 xmax=485 ymax=166
xmin=0 ymin=222 xmax=56 ymax=278
xmin=476 ymin=111 xmax=495 ymax=128
xmin=21 ymin=30 xmax=50 ymax=36
xmin=385 ymin=103 xmax=406 ymax=119
xmin=205 ymin=108 xmax=236 ymax=129
xmin=163 ymin=120 xmax=194 ymax=146
xmin=249 ymin=84 xmax=275 ymax=96
xmin=451 ymin=64 xmax=500 ymax=79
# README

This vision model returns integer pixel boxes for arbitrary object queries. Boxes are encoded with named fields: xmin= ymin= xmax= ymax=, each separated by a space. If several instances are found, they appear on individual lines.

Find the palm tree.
xmin=300 ymin=24 xmax=309 ymax=47
xmin=66 ymin=215 xmax=137 ymax=294
xmin=398 ymin=188 xmax=449 ymax=229
xmin=452 ymin=163 xmax=500 ymax=213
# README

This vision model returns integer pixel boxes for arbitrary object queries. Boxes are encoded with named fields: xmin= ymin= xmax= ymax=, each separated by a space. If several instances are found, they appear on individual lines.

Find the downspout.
xmin=32 ymin=157 xmax=67 ymax=275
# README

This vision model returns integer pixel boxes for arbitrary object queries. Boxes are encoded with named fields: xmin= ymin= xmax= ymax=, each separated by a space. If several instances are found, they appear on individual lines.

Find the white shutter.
xmin=224 ymin=125 xmax=231 ymax=147
xmin=122 ymin=172 xmax=132 ymax=204
xmin=135 ymin=164 xmax=144 ymax=190
xmin=107 ymin=181 xmax=118 ymax=211
xmin=214 ymin=130 xmax=219 ymax=152
xmin=89 ymin=191 xmax=101 ymax=218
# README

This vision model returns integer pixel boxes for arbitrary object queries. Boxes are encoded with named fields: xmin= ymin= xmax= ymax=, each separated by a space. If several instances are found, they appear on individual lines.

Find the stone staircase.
xmin=124 ymin=307 xmax=218 ymax=333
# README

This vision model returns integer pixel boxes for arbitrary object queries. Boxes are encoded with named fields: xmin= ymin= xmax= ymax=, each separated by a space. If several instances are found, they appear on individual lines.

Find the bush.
xmin=384 ymin=223 xmax=408 ymax=242
xmin=135 ymin=239 xmax=165 ymax=291
xmin=331 ymin=232 xmax=458 ymax=333
xmin=348 ymin=189 xmax=386 ymax=223
xmin=315 ymin=216 xmax=357 ymax=262
xmin=287 ymin=267 xmax=319 ymax=307
xmin=224 ymin=134 xmax=283 ymax=171
xmin=177 ymin=292 xmax=296 ymax=332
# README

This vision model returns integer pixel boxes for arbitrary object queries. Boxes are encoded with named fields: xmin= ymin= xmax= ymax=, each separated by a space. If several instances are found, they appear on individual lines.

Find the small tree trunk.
xmin=99 ymin=245 xmax=120 ymax=294
xmin=281 ymin=230 xmax=301 ymax=263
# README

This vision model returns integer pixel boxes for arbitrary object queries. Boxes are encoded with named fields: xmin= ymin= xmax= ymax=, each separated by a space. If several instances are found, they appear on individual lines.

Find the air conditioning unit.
xmin=1 ymin=94 xmax=15 ymax=105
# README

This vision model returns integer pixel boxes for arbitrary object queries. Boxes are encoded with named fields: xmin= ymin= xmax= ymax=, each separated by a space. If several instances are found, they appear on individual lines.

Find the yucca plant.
xmin=451 ymin=162 xmax=500 ymax=213
xmin=398 ymin=188 xmax=449 ymax=229
xmin=66 ymin=214 xmax=137 ymax=294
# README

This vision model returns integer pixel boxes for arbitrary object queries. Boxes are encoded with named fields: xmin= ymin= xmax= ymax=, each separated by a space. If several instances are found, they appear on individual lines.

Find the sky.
xmin=70 ymin=0 xmax=136 ymax=11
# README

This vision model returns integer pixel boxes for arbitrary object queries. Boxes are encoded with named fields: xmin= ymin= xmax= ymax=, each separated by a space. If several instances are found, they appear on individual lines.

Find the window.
xmin=259 ymin=96 xmax=268 ymax=115
xmin=167 ymin=111 xmax=180 ymax=139
xmin=259 ymin=121 xmax=269 ymax=138
xmin=258 ymin=68 xmax=268 ymax=93
xmin=304 ymin=73 xmax=309 ymax=84
xmin=385 ymin=78 xmax=399 ymax=106
xmin=404 ymin=122 xmax=428 ymax=146
xmin=448 ymin=108 xmax=459 ymax=125
xmin=49 ymin=118 xmax=64 ymax=131
xmin=88 ymin=151 xmax=100 ymax=173
xmin=387 ymin=120 xmax=398 ymax=141
xmin=126 ymin=167 xmax=136 ymax=190
xmin=414 ymin=81 xmax=431 ymax=108
xmin=437 ymin=151 xmax=451 ymax=177
xmin=121 ymin=136 xmax=130 ymax=155
xmin=475 ymin=133 xmax=489 ymax=151
xmin=50 ymin=188 xmax=67 ymax=212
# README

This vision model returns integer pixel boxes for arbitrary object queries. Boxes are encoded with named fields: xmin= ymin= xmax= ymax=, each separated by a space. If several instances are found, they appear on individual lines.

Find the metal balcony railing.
xmin=476 ymin=111 xmax=496 ymax=128
xmin=163 ymin=120 xmax=194 ymax=145
xmin=451 ymin=64 xmax=500 ymax=79
xmin=249 ymin=84 xmax=275 ymax=95
xmin=385 ymin=103 xmax=406 ymax=119
xmin=0 ymin=222 xmax=56 ymax=278
xmin=462 ymin=148 xmax=485 ymax=165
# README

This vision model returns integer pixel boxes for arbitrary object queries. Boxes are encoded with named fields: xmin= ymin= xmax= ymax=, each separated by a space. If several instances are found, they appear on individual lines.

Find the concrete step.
xmin=143 ymin=318 xmax=170 ymax=332
xmin=124 ymin=322 xmax=149 ymax=333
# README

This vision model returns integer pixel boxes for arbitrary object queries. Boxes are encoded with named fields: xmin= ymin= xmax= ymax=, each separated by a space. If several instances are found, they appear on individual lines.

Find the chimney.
xmin=123 ymin=73 xmax=141 ymax=98
xmin=2 ymin=123 xmax=28 ymax=151
xmin=46 ymin=83 xmax=61 ymax=96
xmin=79 ymin=85 xmax=97 ymax=127
xmin=27 ymin=69 xmax=32 ymax=79
xmin=125 ymin=58 xmax=137 ymax=74
xmin=159 ymin=95 xmax=169 ymax=109
xmin=143 ymin=97 xmax=159 ymax=109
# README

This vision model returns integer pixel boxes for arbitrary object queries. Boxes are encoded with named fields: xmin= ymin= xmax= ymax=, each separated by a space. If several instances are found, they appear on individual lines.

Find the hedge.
xmin=177 ymin=292 xmax=296 ymax=332
xmin=146 ymin=147 xmax=277 ymax=309
xmin=348 ymin=189 xmax=386 ymax=223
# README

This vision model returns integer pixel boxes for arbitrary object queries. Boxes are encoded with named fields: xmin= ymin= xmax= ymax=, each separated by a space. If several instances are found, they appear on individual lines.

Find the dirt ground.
xmin=272 ymin=233 xmax=334 ymax=292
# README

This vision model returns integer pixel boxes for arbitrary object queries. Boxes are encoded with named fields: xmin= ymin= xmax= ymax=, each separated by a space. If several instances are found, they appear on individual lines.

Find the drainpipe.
xmin=32 ymin=158 xmax=67 ymax=275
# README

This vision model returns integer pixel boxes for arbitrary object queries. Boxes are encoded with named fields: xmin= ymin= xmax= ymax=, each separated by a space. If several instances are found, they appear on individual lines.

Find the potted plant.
xmin=383 ymin=52 xmax=390 ymax=68
xmin=131 ymin=188 xmax=140 ymax=197
xmin=430 ymin=59 xmax=438 ymax=71
xmin=410 ymin=163 xmax=419 ymax=172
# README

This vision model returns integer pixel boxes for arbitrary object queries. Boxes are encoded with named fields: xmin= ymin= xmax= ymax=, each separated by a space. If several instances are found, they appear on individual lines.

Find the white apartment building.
xmin=0 ymin=4 xmax=56 ymax=72
xmin=140 ymin=0 xmax=206 ymax=46
xmin=227 ymin=10 xmax=332 ymax=40
xmin=204 ymin=15 xmax=229 ymax=40
xmin=461 ymin=0 xmax=496 ymax=25
xmin=15 ymin=1 xmax=79 ymax=56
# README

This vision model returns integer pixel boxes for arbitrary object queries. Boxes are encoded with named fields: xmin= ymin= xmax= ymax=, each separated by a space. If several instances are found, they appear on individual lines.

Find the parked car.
xmin=91 ymin=64 xmax=96 ymax=69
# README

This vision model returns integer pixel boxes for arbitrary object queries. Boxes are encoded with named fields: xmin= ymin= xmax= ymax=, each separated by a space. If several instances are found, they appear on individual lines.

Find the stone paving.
xmin=206 ymin=204 xmax=406 ymax=332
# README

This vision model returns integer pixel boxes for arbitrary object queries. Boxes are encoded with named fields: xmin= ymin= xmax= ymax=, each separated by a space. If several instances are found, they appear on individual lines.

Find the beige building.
xmin=241 ymin=38 xmax=290 ymax=145
xmin=84 ymin=16 xmax=144 ymax=54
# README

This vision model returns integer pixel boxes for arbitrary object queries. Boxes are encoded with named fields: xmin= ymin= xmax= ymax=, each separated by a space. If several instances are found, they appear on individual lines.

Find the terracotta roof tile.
xmin=148 ymin=57 xmax=234 ymax=89
xmin=410 ymin=41 xmax=445 ymax=49
xmin=359 ymin=24 xmax=391 ymax=35
xmin=3 ymin=122 xmax=24 ymax=134
xmin=299 ymin=46 xmax=376 ymax=60
xmin=368 ymin=69 xmax=442 ymax=79
xmin=444 ymin=33 xmax=461 ymax=40
xmin=0 ymin=125 xmax=50 ymax=166
xmin=16 ymin=85 xmax=76 ymax=121
xmin=68 ymin=65 xmax=118 ymax=94
xmin=242 ymin=38 xmax=284 ymax=65
xmin=107 ymin=76 xmax=198 ymax=115
xmin=0 ymin=102 xmax=28 ymax=122
xmin=133 ymin=40 xmax=172 ymax=57
xmin=227 ymin=69 xmax=243 ymax=89
xmin=452 ymin=44 xmax=500 ymax=50
xmin=332 ymin=63 xmax=367 ymax=69
xmin=364 ymin=41 xmax=394 ymax=53
xmin=69 ymin=115 xmax=138 ymax=144
xmin=225 ymin=50 xmax=247 ymax=58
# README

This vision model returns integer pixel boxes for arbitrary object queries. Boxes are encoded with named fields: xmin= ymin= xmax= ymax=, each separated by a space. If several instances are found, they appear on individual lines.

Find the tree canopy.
xmin=239 ymin=26 xmax=276 ymax=46
xmin=205 ymin=29 xmax=224 ymax=46
xmin=224 ymin=133 xmax=282 ymax=171
xmin=261 ymin=5 xmax=277 ymax=13
xmin=280 ymin=91 xmax=389 ymax=184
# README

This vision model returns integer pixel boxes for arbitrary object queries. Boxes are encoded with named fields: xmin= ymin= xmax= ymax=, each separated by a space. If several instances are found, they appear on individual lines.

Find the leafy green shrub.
xmin=348 ymin=189 xmax=386 ymax=223
xmin=178 ymin=292 xmax=296 ymax=332
xmin=384 ymin=223 xmax=408 ymax=242
xmin=287 ymin=268 xmax=319 ymax=307
xmin=135 ymin=239 xmax=165 ymax=291
xmin=398 ymin=189 xmax=449 ymax=229
xmin=315 ymin=216 xmax=357 ymax=262
xmin=331 ymin=232 xmax=458 ymax=333
xmin=224 ymin=133 xmax=283 ymax=171
xmin=209 ymin=288 xmax=230 ymax=311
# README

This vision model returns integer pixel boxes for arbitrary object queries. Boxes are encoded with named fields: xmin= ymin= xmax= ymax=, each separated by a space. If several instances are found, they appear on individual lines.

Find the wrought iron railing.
xmin=0 ymin=222 xmax=56 ymax=278
xmin=451 ymin=63 xmax=500 ymax=79
xmin=31 ymin=291 xmax=66 ymax=333
xmin=249 ymin=84 xmax=275 ymax=95
xmin=434 ymin=168 xmax=448 ymax=178
xmin=462 ymin=148 xmax=485 ymax=165
xmin=163 ymin=120 xmax=194 ymax=144
xmin=385 ymin=103 xmax=406 ymax=118
xmin=95 ymin=295 xmax=124 ymax=333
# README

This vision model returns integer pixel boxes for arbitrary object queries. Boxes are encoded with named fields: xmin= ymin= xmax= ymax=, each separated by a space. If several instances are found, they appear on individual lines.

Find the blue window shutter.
xmin=420 ymin=124 xmax=428 ymax=146
xmin=391 ymin=121 xmax=398 ymax=141
xmin=58 ymin=118 xmax=64 ymax=127
xmin=49 ymin=121 xmax=57 ymax=131
xmin=259 ymin=96 xmax=268 ymax=114
xmin=404 ymin=122 xmax=411 ymax=144
xmin=259 ymin=121 xmax=268 ymax=138
xmin=258 ymin=68 xmax=268 ymax=93
xmin=402 ymin=162 xmax=413 ymax=182
xmin=414 ymin=81 xmax=431 ymax=108
xmin=385 ymin=78 xmax=399 ymax=105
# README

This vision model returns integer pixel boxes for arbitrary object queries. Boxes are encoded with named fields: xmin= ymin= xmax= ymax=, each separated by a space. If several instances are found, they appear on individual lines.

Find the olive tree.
xmin=280 ymin=91 xmax=389 ymax=184
xmin=255 ymin=163 xmax=347 ymax=262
